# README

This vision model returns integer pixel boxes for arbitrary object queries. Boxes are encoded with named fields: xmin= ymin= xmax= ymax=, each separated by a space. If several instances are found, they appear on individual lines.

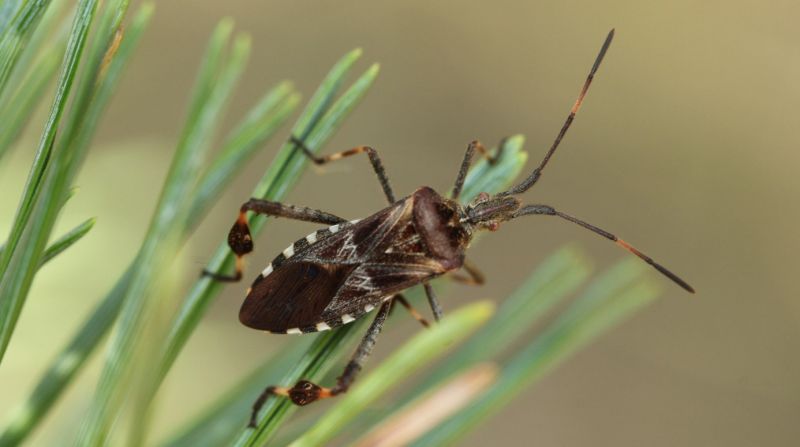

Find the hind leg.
xmin=249 ymin=300 xmax=392 ymax=427
xmin=203 ymin=199 xmax=346 ymax=282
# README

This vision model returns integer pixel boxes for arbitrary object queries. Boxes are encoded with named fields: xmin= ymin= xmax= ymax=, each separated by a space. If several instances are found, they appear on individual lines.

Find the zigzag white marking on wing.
xmin=347 ymin=271 xmax=373 ymax=291
xmin=259 ymin=219 xmax=362 ymax=279
xmin=335 ymin=229 xmax=359 ymax=260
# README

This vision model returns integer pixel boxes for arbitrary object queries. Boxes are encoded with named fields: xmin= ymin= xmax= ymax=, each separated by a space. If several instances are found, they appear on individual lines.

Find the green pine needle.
xmin=0 ymin=217 xmax=95 ymax=270
xmin=0 ymin=23 xmax=66 ymax=160
xmin=0 ymin=6 xmax=667 ymax=445
xmin=289 ymin=302 xmax=496 ymax=447
xmin=0 ymin=0 xmax=107 ymax=364
xmin=0 ymin=41 xmax=376 ymax=447
xmin=75 ymin=16 xmax=246 ymax=446
xmin=0 ymin=0 xmax=55 ymax=96
xmin=412 ymin=259 xmax=660 ymax=446
xmin=38 ymin=217 xmax=95 ymax=266
xmin=160 ymin=337 xmax=317 ymax=447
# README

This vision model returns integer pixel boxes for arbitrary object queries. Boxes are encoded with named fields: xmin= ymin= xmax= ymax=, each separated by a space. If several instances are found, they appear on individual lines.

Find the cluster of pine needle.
xmin=0 ymin=2 xmax=659 ymax=445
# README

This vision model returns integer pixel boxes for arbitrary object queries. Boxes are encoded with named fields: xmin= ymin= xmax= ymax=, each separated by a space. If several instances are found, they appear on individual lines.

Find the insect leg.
xmin=249 ymin=302 xmax=392 ymax=426
xmin=394 ymin=294 xmax=431 ymax=328
xmin=290 ymin=135 xmax=396 ymax=203
xmin=451 ymin=139 xmax=508 ymax=200
xmin=423 ymin=282 xmax=444 ymax=322
xmin=447 ymin=259 xmax=485 ymax=286
xmin=203 ymin=199 xmax=346 ymax=282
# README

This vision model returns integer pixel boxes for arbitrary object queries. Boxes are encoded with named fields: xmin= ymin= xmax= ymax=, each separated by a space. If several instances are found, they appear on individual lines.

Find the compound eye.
xmin=476 ymin=192 xmax=490 ymax=203
xmin=487 ymin=222 xmax=500 ymax=231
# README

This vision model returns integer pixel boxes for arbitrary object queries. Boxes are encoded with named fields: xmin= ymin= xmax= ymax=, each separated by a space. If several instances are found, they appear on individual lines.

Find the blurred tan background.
xmin=1 ymin=0 xmax=799 ymax=445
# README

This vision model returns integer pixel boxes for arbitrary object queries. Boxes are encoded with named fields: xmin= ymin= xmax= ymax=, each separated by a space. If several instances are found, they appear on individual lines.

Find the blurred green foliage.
xmin=0 ymin=3 xmax=661 ymax=446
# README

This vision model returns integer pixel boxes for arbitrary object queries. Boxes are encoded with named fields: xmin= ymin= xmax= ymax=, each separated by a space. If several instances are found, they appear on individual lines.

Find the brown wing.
xmin=239 ymin=196 xmax=451 ymax=333
xmin=314 ymin=254 xmax=446 ymax=329
xmin=240 ymin=261 xmax=357 ymax=332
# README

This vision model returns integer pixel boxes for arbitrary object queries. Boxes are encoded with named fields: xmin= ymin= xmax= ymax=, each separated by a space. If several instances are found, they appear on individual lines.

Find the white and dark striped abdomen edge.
xmin=246 ymin=219 xmax=382 ymax=335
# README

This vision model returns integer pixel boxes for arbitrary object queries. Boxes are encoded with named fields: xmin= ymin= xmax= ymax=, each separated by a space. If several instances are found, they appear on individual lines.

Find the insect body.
xmin=238 ymin=187 xmax=469 ymax=334
xmin=205 ymin=29 xmax=694 ymax=428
